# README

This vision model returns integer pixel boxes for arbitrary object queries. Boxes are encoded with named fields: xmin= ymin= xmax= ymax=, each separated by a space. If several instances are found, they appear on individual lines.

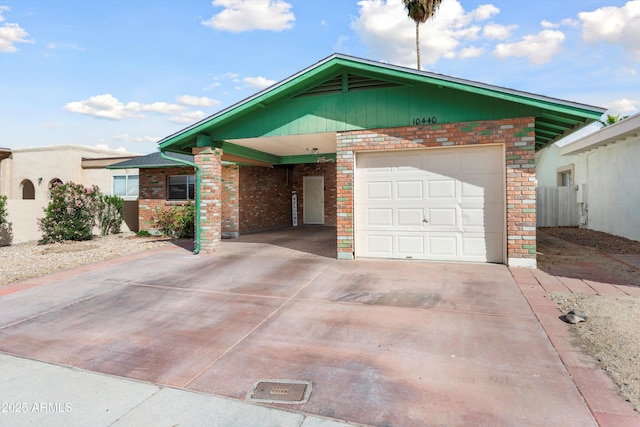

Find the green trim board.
xmin=158 ymin=54 xmax=605 ymax=158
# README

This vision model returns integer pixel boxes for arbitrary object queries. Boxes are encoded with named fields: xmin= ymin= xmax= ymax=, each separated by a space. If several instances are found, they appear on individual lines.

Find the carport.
xmin=157 ymin=54 xmax=604 ymax=267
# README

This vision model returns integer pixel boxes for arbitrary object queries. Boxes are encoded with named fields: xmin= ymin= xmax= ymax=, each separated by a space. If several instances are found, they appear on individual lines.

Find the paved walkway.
xmin=0 ymin=235 xmax=638 ymax=426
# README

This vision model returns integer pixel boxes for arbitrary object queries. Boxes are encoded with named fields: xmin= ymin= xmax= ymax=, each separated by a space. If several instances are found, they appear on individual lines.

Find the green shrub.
xmin=38 ymin=182 xmax=100 ymax=244
xmin=152 ymin=204 xmax=195 ymax=238
xmin=136 ymin=230 xmax=151 ymax=237
xmin=0 ymin=195 xmax=7 ymax=226
xmin=96 ymin=194 xmax=124 ymax=236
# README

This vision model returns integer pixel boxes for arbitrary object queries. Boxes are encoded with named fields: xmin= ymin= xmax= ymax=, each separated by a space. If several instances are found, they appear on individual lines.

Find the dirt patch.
xmin=539 ymin=227 xmax=640 ymax=411
xmin=537 ymin=228 xmax=640 ymax=287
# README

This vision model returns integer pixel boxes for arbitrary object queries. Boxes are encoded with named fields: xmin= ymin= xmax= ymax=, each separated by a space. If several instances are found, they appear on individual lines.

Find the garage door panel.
xmin=428 ymin=208 xmax=457 ymax=228
xmin=397 ymin=209 xmax=424 ymax=227
xmin=428 ymin=179 xmax=457 ymax=199
xmin=367 ymin=208 xmax=393 ymax=226
xmin=461 ymin=175 xmax=503 ymax=202
xmin=427 ymin=235 xmax=457 ymax=256
xmin=366 ymin=181 xmax=393 ymax=199
xmin=397 ymin=180 xmax=423 ymax=199
xmin=397 ymin=235 xmax=425 ymax=255
xmin=356 ymin=147 xmax=504 ymax=262
xmin=426 ymin=151 xmax=456 ymax=172
xmin=366 ymin=234 xmax=394 ymax=255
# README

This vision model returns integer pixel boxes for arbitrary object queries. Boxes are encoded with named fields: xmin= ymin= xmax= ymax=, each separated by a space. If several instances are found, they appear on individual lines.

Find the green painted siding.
xmin=211 ymin=84 xmax=535 ymax=141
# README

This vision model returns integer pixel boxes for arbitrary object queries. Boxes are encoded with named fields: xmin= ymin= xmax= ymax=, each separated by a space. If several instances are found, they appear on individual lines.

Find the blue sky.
xmin=1 ymin=0 xmax=639 ymax=154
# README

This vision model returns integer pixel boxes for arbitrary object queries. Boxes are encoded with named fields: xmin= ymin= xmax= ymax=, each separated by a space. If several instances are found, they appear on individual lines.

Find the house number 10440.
xmin=412 ymin=116 xmax=437 ymax=125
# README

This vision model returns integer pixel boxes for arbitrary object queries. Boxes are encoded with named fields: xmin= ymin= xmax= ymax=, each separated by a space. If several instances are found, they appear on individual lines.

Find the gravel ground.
xmin=538 ymin=227 xmax=640 ymax=411
xmin=0 ymin=233 xmax=180 ymax=287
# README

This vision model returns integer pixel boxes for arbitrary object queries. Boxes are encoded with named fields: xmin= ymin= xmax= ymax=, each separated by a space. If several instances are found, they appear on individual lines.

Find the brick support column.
xmin=193 ymin=146 xmax=223 ymax=254
xmin=336 ymin=118 xmax=537 ymax=267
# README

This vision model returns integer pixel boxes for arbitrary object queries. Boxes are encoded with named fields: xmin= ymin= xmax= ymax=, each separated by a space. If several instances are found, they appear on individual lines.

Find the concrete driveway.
xmin=0 ymin=227 xmax=604 ymax=426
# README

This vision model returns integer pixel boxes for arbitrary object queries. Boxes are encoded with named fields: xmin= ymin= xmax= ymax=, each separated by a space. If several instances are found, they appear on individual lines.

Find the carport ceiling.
xmin=158 ymin=54 xmax=605 ymax=160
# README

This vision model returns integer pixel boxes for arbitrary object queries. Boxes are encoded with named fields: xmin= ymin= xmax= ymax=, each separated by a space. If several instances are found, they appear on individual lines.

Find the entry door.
xmin=303 ymin=176 xmax=324 ymax=224
xmin=355 ymin=146 xmax=504 ymax=262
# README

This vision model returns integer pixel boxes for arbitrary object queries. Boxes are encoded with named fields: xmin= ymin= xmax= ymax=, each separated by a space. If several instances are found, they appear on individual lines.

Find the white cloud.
xmin=482 ymin=23 xmax=517 ymax=40
xmin=470 ymin=4 xmax=499 ymax=21
xmin=114 ymin=134 xmax=161 ymax=144
xmin=202 ymin=0 xmax=295 ymax=32
xmin=579 ymin=0 xmax=640 ymax=59
xmin=243 ymin=76 xmax=276 ymax=89
xmin=46 ymin=42 xmax=84 ymax=51
xmin=458 ymin=46 xmax=484 ymax=59
xmin=0 ymin=6 xmax=32 ymax=53
xmin=170 ymin=111 xmax=207 ymax=124
xmin=176 ymin=95 xmax=220 ymax=107
xmin=603 ymin=98 xmax=639 ymax=115
xmin=494 ymin=29 xmax=565 ymax=65
xmin=352 ymin=0 xmax=503 ymax=67
xmin=64 ymin=94 xmax=186 ymax=120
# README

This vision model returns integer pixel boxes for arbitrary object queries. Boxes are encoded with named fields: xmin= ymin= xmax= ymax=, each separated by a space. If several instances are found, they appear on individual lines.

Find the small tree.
xmin=38 ymin=182 xmax=100 ymax=244
xmin=96 ymin=194 xmax=124 ymax=236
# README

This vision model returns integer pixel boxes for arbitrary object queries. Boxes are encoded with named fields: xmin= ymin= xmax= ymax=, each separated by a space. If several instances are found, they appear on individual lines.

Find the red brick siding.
xmin=336 ymin=118 xmax=536 ymax=264
xmin=194 ymin=146 xmax=223 ymax=254
xmin=292 ymin=163 xmax=337 ymax=226
xmin=138 ymin=166 xmax=193 ymax=232
xmin=239 ymin=166 xmax=291 ymax=232
xmin=221 ymin=164 xmax=240 ymax=237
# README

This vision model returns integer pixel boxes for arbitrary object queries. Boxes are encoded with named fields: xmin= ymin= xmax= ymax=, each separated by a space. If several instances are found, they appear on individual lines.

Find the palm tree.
xmin=598 ymin=113 xmax=627 ymax=128
xmin=403 ymin=0 xmax=442 ymax=70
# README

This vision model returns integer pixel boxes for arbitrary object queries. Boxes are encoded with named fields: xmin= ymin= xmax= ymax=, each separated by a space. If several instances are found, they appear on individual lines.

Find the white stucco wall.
xmin=535 ymin=145 xmax=578 ymax=187
xmin=1 ymin=145 xmax=140 ymax=244
xmin=537 ymin=137 xmax=640 ymax=242
xmin=582 ymin=138 xmax=640 ymax=241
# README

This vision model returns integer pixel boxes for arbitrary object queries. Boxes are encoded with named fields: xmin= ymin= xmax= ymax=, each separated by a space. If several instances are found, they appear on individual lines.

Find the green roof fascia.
xmin=278 ymin=153 xmax=337 ymax=165
xmin=158 ymin=54 xmax=605 ymax=152
xmin=158 ymin=60 xmax=350 ymax=152
xmin=327 ymin=57 xmax=605 ymax=121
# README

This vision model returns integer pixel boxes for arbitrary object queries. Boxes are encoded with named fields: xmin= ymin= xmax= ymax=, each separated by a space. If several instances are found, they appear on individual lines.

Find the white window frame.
xmin=113 ymin=174 xmax=139 ymax=199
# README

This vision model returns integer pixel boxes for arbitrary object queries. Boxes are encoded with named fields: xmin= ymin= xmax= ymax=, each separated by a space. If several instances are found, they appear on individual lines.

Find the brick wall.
xmin=292 ymin=163 xmax=337 ymax=226
xmin=138 ymin=166 xmax=193 ymax=232
xmin=239 ymin=166 xmax=292 ymax=232
xmin=221 ymin=164 xmax=240 ymax=237
xmin=335 ymin=118 xmax=536 ymax=266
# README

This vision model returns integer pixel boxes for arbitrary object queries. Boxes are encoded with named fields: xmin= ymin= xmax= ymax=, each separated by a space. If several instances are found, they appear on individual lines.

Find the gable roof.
xmin=108 ymin=151 xmax=193 ymax=169
xmin=560 ymin=113 xmax=640 ymax=155
xmin=158 ymin=53 xmax=605 ymax=157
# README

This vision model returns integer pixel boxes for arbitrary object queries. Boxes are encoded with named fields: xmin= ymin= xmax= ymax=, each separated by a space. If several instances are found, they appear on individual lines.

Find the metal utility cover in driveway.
xmin=247 ymin=380 xmax=312 ymax=404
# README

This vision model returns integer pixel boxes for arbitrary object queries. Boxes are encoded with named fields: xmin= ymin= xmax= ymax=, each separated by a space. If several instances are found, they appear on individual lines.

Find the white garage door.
xmin=355 ymin=146 xmax=504 ymax=263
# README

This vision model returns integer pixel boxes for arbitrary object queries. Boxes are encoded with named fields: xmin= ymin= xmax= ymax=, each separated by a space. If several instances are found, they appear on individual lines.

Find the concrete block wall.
xmin=335 ymin=118 xmax=536 ymax=267
xmin=292 ymin=163 xmax=337 ymax=226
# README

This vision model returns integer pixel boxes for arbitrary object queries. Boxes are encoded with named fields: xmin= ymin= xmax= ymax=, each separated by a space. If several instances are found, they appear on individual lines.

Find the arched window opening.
xmin=21 ymin=179 xmax=35 ymax=199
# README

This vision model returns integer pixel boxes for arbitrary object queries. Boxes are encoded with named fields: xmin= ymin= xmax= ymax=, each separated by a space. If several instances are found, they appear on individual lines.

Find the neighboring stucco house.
xmin=0 ymin=145 xmax=141 ymax=244
xmin=151 ymin=54 xmax=604 ymax=267
xmin=536 ymin=113 xmax=640 ymax=242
